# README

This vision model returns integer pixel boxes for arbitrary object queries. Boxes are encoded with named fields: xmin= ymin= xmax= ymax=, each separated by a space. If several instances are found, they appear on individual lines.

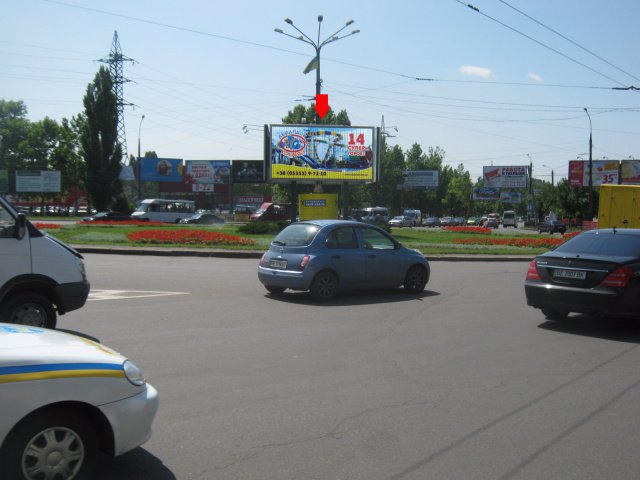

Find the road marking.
xmin=88 ymin=290 xmax=189 ymax=301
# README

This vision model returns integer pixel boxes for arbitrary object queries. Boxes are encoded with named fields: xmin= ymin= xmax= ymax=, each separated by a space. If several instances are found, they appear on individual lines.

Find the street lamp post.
xmin=542 ymin=164 xmax=555 ymax=186
xmin=275 ymin=16 xmax=360 ymax=221
xmin=584 ymin=108 xmax=593 ymax=219
xmin=275 ymin=15 xmax=359 ymax=122
xmin=137 ymin=114 xmax=145 ymax=201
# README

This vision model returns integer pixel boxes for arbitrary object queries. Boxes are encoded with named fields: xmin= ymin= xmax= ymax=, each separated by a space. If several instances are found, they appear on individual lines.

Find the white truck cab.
xmin=0 ymin=197 xmax=90 ymax=328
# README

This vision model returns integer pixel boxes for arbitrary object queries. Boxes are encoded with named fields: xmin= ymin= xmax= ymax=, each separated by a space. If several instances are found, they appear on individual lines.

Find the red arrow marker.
xmin=315 ymin=94 xmax=330 ymax=119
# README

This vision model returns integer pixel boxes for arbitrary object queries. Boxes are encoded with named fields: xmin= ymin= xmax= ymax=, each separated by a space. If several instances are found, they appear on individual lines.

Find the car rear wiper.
xmin=272 ymin=240 xmax=286 ymax=246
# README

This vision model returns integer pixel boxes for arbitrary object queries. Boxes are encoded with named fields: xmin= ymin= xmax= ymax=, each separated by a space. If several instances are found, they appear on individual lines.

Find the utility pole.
xmin=100 ymin=31 xmax=134 ymax=163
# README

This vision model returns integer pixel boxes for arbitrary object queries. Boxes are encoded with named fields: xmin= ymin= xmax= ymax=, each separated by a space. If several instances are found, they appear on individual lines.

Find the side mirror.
xmin=15 ymin=213 xmax=26 ymax=240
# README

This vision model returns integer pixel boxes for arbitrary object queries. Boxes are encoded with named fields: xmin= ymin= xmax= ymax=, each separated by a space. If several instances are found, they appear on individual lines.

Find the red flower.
xmin=126 ymin=229 xmax=255 ymax=246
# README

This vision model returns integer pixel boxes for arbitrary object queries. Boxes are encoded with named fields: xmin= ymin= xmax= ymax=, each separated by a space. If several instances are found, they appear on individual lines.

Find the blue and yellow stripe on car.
xmin=0 ymin=363 xmax=125 ymax=384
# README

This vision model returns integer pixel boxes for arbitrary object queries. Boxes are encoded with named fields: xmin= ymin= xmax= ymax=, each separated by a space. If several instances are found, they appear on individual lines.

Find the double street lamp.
xmin=275 ymin=15 xmax=360 ymax=113
xmin=137 ymin=114 xmax=145 ymax=200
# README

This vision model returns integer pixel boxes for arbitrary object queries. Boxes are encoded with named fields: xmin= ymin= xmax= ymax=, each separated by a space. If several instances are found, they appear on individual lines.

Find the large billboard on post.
xmin=140 ymin=158 xmax=184 ymax=182
xmin=15 ymin=170 xmax=61 ymax=192
xmin=268 ymin=125 xmax=378 ymax=182
xmin=568 ymin=160 xmax=619 ymax=187
xmin=483 ymin=166 xmax=528 ymax=188
xmin=232 ymin=160 xmax=264 ymax=183
xmin=621 ymin=160 xmax=640 ymax=184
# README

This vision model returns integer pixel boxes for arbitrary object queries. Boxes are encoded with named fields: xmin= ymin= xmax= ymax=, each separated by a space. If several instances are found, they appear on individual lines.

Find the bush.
xmin=110 ymin=193 xmax=134 ymax=214
xmin=238 ymin=221 xmax=288 ymax=234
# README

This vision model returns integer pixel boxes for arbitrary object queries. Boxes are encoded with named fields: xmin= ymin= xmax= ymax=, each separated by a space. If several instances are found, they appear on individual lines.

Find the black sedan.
xmin=179 ymin=212 xmax=224 ymax=225
xmin=538 ymin=219 xmax=566 ymax=234
xmin=525 ymin=229 xmax=640 ymax=320
xmin=82 ymin=211 xmax=131 ymax=221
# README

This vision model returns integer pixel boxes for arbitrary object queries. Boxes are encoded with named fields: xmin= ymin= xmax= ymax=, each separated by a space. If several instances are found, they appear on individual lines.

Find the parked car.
xmin=485 ymin=217 xmax=499 ymax=229
xmin=179 ymin=212 xmax=225 ymax=225
xmin=423 ymin=217 xmax=441 ymax=228
xmin=389 ymin=215 xmax=414 ymax=228
xmin=466 ymin=217 xmax=478 ymax=226
xmin=249 ymin=202 xmax=291 ymax=222
xmin=402 ymin=209 xmax=422 ymax=226
xmin=82 ymin=211 xmax=131 ymax=222
xmin=439 ymin=216 xmax=454 ymax=227
xmin=538 ymin=219 xmax=566 ymax=234
xmin=0 ymin=323 xmax=159 ymax=479
xmin=257 ymin=220 xmax=430 ymax=301
xmin=525 ymin=229 xmax=640 ymax=320
xmin=453 ymin=217 xmax=465 ymax=226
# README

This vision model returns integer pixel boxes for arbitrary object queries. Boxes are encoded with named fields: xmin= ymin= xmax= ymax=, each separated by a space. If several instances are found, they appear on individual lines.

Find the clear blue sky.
xmin=2 ymin=0 xmax=639 ymax=182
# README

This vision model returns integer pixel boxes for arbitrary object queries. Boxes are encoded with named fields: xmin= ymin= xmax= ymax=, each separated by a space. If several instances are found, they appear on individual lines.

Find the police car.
xmin=0 ymin=323 xmax=159 ymax=480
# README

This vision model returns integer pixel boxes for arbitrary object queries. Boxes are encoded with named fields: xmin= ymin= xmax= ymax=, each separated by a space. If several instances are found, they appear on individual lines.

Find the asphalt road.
xmin=60 ymin=254 xmax=640 ymax=480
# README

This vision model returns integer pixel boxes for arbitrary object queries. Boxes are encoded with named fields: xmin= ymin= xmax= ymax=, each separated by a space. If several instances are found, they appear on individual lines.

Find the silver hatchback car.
xmin=258 ymin=220 xmax=430 ymax=301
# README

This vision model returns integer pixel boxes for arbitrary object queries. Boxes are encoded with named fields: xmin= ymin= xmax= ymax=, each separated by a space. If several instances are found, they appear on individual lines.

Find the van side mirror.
xmin=15 ymin=213 xmax=26 ymax=240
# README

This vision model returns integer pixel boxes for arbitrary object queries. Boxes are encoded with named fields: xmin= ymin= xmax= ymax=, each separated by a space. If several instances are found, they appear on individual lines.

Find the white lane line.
xmin=88 ymin=290 xmax=189 ymax=301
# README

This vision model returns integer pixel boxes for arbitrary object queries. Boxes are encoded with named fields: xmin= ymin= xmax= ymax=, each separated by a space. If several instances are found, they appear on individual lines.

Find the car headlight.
xmin=123 ymin=360 xmax=146 ymax=386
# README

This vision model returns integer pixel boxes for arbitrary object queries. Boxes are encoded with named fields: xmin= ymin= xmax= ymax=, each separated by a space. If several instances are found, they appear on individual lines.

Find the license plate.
xmin=553 ymin=269 xmax=586 ymax=280
xmin=269 ymin=259 xmax=287 ymax=269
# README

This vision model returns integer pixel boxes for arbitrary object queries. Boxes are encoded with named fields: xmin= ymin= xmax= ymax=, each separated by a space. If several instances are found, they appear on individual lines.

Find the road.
xmin=59 ymin=254 xmax=640 ymax=480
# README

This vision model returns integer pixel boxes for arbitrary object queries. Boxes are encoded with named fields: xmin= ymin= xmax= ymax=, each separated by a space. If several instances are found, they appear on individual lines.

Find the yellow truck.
xmin=597 ymin=184 xmax=640 ymax=228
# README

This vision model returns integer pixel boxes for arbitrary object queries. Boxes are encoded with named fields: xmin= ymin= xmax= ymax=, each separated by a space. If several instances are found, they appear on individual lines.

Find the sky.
xmin=2 ymin=0 xmax=639 ymax=183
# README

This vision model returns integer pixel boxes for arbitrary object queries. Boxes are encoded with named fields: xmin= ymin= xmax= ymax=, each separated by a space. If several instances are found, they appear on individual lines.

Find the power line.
xmin=497 ymin=0 xmax=640 ymax=84
xmin=455 ymin=0 xmax=632 ymax=88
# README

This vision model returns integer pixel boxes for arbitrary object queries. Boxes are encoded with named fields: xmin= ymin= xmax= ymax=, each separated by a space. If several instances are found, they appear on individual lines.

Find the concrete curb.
xmin=73 ymin=245 xmax=534 ymax=262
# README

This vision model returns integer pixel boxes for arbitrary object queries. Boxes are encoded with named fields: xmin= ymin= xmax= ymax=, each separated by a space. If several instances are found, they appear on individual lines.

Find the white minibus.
xmin=131 ymin=199 xmax=196 ymax=223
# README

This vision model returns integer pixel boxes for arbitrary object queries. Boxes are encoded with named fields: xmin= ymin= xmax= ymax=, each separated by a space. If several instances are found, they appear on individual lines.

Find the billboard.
xmin=621 ymin=160 xmax=640 ymax=185
xmin=268 ymin=125 xmax=377 ymax=182
xmin=483 ymin=166 xmax=528 ymax=188
xmin=473 ymin=187 xmax=499 ymax=201
xmin=140 ymin=158 xmax=184 ymax=182
xmin=568 ymin=160 xmax=619 ymax=187
xmin=15 ymin=170 xmax=60 ymax=192
xmin=500 ymin=191 xmax=523 ymax=204
xmin=232 ymin=160 xmax=264 ymax=183
xmin=403 ymin=170 xmax=439 ymax=188
xmin=184 ymin=160 xmax=230 ymax=185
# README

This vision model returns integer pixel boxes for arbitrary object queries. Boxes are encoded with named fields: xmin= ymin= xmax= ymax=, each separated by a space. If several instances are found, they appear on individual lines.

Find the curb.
xmin=73 ymin=246 xmax=534 ymax=262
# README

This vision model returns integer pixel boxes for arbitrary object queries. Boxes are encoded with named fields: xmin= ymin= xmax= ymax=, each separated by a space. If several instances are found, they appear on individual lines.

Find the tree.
xmin=0 ymin=99 xmax=30 ymax=178
xmin=79 ymin=67 xmax=123 ymax=211
xmin=51 ymin=117 xmax=86 ymax=201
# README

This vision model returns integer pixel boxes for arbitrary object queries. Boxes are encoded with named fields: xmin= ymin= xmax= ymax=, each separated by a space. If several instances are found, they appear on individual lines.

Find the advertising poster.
xmin=483 ymin=166 xmax=528 ymax=188
xmin=269 ymin=125 xmax=376 ymax=182
xmin=500 ymin=191 xmax=523 ymax=204
xmin=621 ymin=160 xmax=640 ymax=184
xmin=568 ymin=160 xmax=585 ymax=187
xmin=568 ymin=160 xmax=619 ymax=186
xmin=184 ymin=160 xmax=231 ymax=185
xmin=141 ymin=158 xmax=184 ymax=182
xmin=232 ymin=160 xmax=264 ymax=183
xmin=15 ymin=170 xmax=60 ymax=192
xmin=473 ymin=187 xmax=499 ymax=201
xmin=0 ymin=170 xmax=7 ymax=192
xmin=403 ymin=170 xmax=439 ymax=188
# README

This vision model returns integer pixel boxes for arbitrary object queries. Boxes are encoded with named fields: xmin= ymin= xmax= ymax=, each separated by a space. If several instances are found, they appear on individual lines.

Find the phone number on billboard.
xmin=274 ymin=170 xmax=328 ymax=177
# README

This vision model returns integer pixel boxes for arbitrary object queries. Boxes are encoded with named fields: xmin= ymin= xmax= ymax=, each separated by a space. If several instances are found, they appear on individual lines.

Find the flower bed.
xmin=453 ymin=237 xmax=565 ymax=249
xmin=126 ymin=229 xmax=256 ymax=246
xmin=33 ymin=223 xmax=62 ymax=229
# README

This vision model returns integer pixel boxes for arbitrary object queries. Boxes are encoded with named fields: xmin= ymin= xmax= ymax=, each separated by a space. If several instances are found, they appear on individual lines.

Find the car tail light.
xmin=300 ymin=255 xmax=310 ymax=270
xmin=601 ymin=267 xmax=633 ymax=288
xmin=526 ymin=260 xmax=541 ymax=280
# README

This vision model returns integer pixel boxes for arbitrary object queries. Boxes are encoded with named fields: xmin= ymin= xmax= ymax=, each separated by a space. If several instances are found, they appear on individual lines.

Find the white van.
xmin=502 ymin=210 xmax=517 ymax=228
xmin=402 ymin=209 xmax=422 ymax=226
xmin=0 ymin=196 xmax=90 ymax=328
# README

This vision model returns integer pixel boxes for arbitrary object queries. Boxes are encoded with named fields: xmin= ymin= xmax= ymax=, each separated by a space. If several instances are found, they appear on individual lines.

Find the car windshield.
xmin=272 ymin=223 xmax=320 ymax=247
xmin=554 ymin=231 xmax=640 ymax=257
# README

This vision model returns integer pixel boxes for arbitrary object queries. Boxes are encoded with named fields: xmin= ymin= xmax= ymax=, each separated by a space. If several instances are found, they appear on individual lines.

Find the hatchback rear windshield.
xmin=555 ymin=231 xmax=640 ymax=257
xmin=272 ymin=224 xmax=320 ymax=247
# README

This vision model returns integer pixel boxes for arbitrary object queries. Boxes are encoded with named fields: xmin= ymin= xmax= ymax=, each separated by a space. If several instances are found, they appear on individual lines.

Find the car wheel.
xmin=404 ymin=265 xmax=428 ymax=293
xmin=0 ymin=408 xmax=97 ymax=480
xmin=265 ymin=285 xmax=285 ymax=294
xmin=542 ymin=308 xmax=569 ymax=321
xmin=0 ymin=293 xmax=57 ymax=329
xmin=309 ymin=271 xmax=338 ymax=302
